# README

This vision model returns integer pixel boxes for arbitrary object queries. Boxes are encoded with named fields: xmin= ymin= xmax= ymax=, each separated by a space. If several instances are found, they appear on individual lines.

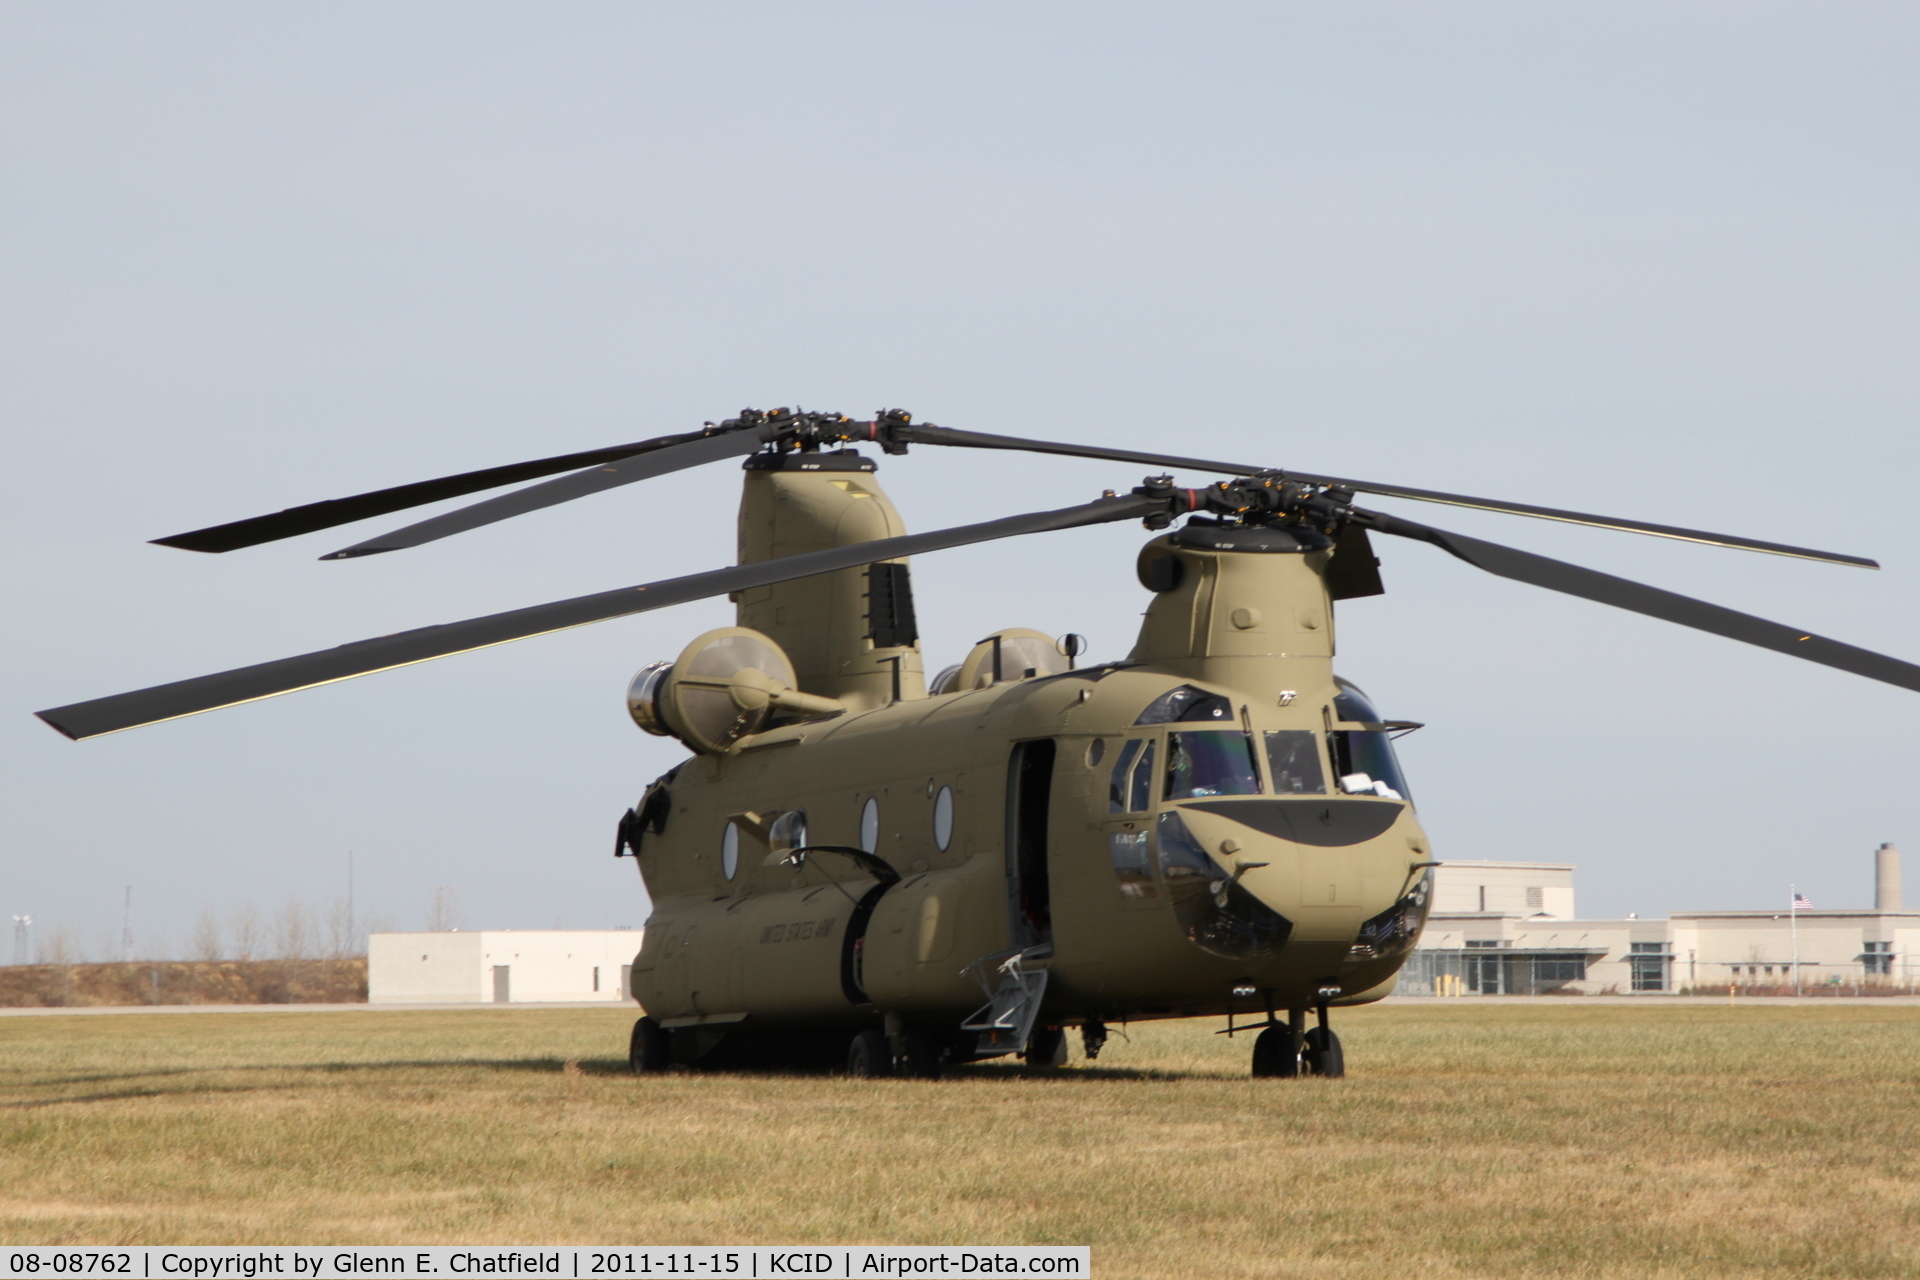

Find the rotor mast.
xmin=734 ymin=448 xmax=927 ymax=713
xmin=1129 ymin=524 xmax=1340 ymax=701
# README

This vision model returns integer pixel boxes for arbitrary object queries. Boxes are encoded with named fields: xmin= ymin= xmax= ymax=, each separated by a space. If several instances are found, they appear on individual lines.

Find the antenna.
xmin=121 ymin=887 xmax=133 ymax=962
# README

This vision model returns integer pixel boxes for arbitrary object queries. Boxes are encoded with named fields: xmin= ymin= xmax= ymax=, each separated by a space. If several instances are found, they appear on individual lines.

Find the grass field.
xmin=4 ymin=1004 xmax=1919 ymax=1278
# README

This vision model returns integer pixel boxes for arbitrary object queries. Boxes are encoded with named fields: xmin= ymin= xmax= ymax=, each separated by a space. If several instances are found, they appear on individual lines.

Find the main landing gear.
xmin=846 ymin=1026 xmax=948 ymax=1078
xmin=1250 ymin=995 xmax=1345 ymax=1079
xmin=629 ymin=1016 xmax=671 ymax=1073
xmin=1024 ymin=1025 xmax=1070 ymax=1068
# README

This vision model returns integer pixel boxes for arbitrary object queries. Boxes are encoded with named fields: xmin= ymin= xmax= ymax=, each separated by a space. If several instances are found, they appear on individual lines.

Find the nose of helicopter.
xmin=1168 ymin=799 xmax=1419 ymax=947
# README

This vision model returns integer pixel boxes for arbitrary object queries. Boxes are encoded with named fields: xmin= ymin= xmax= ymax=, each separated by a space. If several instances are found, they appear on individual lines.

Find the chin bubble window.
xmin=1155 ymin=811 xmax=1291 ymax=959
xmin=1329 ymin=680 xmax=1413 ymax=802
xmin=1108 ymin=829 xmax=1156 ymax=898
xmin=1350 ymin=870 xmax=1433 ymax=962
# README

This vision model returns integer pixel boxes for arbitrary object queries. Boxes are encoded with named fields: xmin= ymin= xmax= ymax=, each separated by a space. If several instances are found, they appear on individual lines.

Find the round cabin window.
xmin=860 ymin=797 xmax=880 ymax=854
xmin=721 ymin=822 xmax=740 ymax=881
xmin=1086 ymin=738 xmax=1106 ymax=767
xmin=933 ymin=786 xmax=955 ymax=851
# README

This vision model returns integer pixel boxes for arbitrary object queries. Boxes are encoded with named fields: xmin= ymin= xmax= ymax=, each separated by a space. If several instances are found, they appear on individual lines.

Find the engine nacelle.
xmin=627 ymin=627 xmax=845 ymax=753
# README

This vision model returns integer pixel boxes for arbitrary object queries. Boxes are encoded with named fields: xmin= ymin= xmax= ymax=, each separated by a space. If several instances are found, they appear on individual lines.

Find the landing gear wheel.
xmin=847 ymin=1029 xmax=895 ymax=1078
xmin=1250 ymin=1025 xmax=1299 ymax=1078
xmin=1025 ymin=1025 xmax=1068 ymax=1068
xmin=902 ymin=1031 xmax=945 ymax=1080
xmin=629 ymin=1016 xmax=671 ymax=1074
xmin=1303 ymin=1025 xmax=1345 ymax=1078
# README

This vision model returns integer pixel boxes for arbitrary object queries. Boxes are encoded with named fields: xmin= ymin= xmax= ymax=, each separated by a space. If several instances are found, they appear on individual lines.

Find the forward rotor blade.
xmin=1291 ymin=475 xmax=1879 ymax=569
xmin=1359 ymin=509 xmax=1920 ymax=694
xmin=39 ymin=493 xmax=1158 ymax=740
xmin=151 ymin=430 xmax=717 ymax=554
xmin=901 ymin=423 xmax=1267 ymax=478
xmin=904 ymin=423 xmax=1877 ymax=569
xmin=320 ymin=425 xmax=777 ymax=559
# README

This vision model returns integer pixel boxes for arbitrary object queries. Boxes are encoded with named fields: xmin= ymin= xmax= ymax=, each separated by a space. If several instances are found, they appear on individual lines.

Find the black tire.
xmin=1251 ymin=1025 xmax=1299 ymax=1078
xmin=847 ymin=1029 xmax=894 ymax=1078
xmin=1303 ymin=1025 xmax=1345 ymax=1078
xmin=629 ymin=1016 xmax=671 ymax=1074
xmin=1025 ymin=1025 xmax=1069 ymax=1067
xmin=902 ymin=1031 xmax=946 ymax=1080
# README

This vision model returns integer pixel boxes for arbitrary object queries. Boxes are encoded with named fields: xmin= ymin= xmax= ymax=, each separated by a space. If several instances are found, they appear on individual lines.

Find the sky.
xmin=4 ymin=2 xmax=1918 ymax=959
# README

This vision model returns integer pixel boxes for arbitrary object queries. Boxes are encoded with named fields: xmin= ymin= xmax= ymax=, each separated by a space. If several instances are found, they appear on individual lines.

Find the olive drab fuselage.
xmin=625 ymin=453 xmax=1433 ymax=1044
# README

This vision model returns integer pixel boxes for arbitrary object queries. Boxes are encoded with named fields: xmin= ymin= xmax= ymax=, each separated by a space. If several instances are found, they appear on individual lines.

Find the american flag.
xmin=1792 ymin=893 xmax=1813 ymax=910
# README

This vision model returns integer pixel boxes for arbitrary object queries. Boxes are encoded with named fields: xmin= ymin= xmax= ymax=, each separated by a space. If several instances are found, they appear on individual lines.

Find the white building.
xmin=369 ymin=930 xmax=645 ymax=1004
xmin=1430 ymin=860 xmax=1577 ymax=919
xmin=1669 ymin=910 xmax=1920 ymax=991
xmin=1403 ymin=845 xmax=1917 ymax=995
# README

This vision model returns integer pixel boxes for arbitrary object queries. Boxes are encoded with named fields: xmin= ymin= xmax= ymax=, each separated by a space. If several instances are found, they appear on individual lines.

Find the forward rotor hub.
xmin=1131 ymin=474 xmax=1357 ymax=535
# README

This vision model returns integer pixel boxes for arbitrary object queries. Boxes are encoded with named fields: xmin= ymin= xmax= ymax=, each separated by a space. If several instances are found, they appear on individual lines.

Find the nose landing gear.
xmin=1250 ymin=990 xmax=1345 ymax=1079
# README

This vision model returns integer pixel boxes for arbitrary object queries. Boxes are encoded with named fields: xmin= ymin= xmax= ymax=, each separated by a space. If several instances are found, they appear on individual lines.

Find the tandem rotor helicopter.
xmin=37 ymin=409 xmax=1920 ymax=1079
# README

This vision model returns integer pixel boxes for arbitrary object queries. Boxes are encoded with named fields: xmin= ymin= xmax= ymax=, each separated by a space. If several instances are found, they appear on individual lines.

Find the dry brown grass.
xmin=3 ymin=1004 xmax=1919 ymax=1278
xmin=0 ymin=960 xmax=367 ymax=1007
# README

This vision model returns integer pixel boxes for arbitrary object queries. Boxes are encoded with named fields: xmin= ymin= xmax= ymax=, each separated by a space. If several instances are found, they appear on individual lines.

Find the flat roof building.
xmin=369 ymin=930 xmax=645 ymax=1004
xmin=1404 ymin=845 xmax=1915 ymax=995
xmin=1669 ymin=910 xmax=1920 ymax=991
xmin=1430 ymin=860 xmax=1576 ymax=919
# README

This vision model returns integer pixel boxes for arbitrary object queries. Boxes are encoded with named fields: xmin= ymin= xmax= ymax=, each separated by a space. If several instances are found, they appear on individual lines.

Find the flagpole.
xmin=1790 ymin=884 xmax=1801 ymax=996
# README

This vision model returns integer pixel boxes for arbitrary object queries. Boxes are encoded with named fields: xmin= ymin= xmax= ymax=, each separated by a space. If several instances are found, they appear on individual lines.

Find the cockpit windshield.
xmin=1164 ymin=730 xmax=1262 ymax=800
xmin=1331 ymin=731 xmax=1411 ymax=801
xmin=1330 ymin=679 xmax=1412 ymax=802
xmin=1263 ymin=730 xmax=1327 ymax=794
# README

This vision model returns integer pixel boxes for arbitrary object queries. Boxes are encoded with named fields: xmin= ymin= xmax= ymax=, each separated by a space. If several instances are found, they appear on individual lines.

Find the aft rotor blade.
xmin=38 ymin=493 xmax=1158 ymax=740
xmin=151 ymin=430 xmax=717 ymax=554
xmin=320 ymin=425 xmax=777 ymax=559
xmin=1360 ymin=509 xmax=1920 ymax=694
xmin=904 ymin=423 xmax=1877 ymax=569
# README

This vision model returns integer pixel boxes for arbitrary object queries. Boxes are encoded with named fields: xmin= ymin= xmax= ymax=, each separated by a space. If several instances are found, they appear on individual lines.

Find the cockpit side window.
xmin=1107 ymin=739 xmax=1143 ymax=813
xmin=1135 ymin=685 xmax=1235 ymax=725
xmin=1163 ymin=730 xmax=1262 ymax=800
xmin=1263 ymin=730 xmax=1327 ymax=794
xmin=1127 ymin=740 xmax=1158 ymax=813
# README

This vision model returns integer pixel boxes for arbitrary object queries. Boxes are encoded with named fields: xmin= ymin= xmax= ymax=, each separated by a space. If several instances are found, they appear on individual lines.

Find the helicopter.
xmin=35 ymin=408 xmax=1920 ymax=1079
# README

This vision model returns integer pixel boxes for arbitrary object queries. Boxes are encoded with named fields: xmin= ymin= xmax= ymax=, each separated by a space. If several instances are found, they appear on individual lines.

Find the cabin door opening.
xmin=1006 ymin=738 xmax=1057 ymax=949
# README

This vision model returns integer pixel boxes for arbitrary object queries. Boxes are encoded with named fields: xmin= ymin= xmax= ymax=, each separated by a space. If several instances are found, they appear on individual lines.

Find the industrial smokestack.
xmin=1875 ymin=843 xmax=1902 ymax=911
